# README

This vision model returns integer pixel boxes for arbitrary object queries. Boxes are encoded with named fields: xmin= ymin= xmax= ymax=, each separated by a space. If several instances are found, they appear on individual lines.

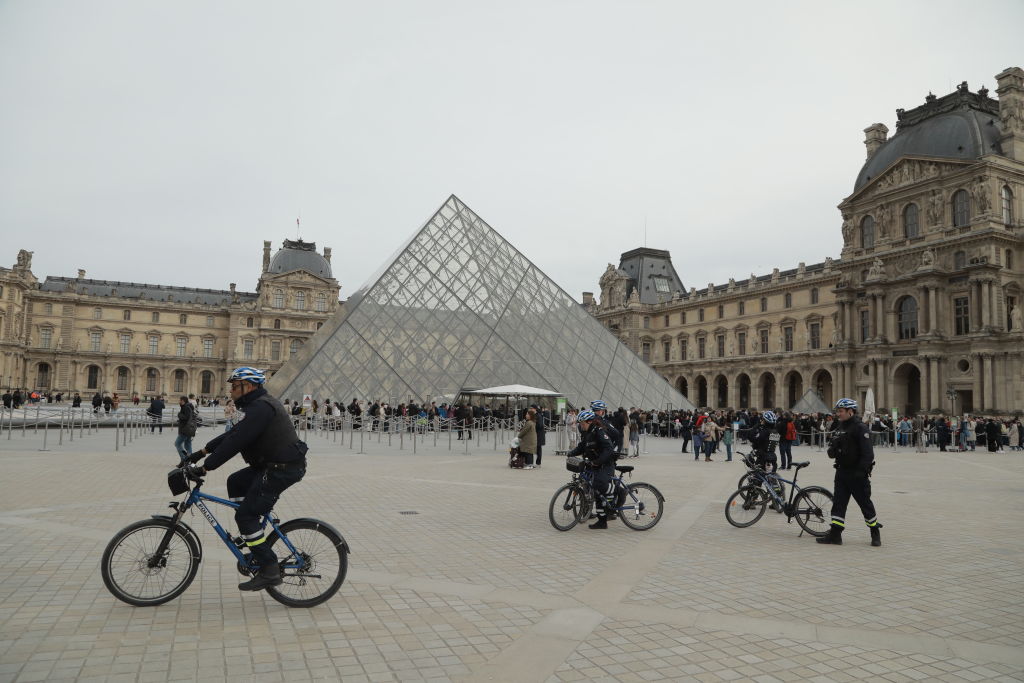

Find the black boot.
xmin=588 ymin=515 xmax=608 ymax=529
xmin=816 ymin=525 xmax=843 ymax=545
xmin=239 ymin=545 xmax=282 ymax=591
xmin=869 ymin=523 xmax=883 ymax=547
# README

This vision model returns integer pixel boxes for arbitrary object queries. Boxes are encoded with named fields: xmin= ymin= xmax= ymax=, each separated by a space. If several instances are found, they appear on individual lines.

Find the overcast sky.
xmin=2 ymin=1 xmax=1021 ymax=303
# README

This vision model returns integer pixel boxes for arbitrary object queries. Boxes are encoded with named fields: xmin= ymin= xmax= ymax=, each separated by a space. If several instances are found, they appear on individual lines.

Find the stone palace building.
xmin=588 ymin=67 xmax=1024 ymax=417
xmin=0 ymin=240 xmax=340 ymax=399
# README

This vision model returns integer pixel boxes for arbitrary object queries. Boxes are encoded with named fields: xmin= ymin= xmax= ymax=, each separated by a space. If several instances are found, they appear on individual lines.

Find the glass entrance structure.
xmin=268 ymin=195 xmax=691 ymax=411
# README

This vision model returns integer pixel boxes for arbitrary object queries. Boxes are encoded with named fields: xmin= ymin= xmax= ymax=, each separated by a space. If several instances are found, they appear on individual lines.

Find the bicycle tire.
xmin=791 ymin=486 xmax=833 ymax=537
xmin=618 ymin=483 xmax=664 ymax=531
xmin=725 ymin=486 xmax=768 ymax=528
xmin=101 ymin=518 xmax=201 ymax=606
xmin=549 ymin=484 xmax=587 ymax=531
xmin=265 ymin=519 xmax=349 ymax=608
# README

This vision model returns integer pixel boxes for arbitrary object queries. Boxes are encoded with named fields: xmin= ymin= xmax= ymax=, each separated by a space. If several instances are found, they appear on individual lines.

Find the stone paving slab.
xmin=0 ymin=427 xmax=1022 ymax=682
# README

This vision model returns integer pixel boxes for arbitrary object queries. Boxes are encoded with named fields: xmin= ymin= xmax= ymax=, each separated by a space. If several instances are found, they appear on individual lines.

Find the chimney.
xmin=323 ymin=247 xmax=332 ymax=263
xmin=996 ymin=66 xmax=1024 ymax=161
xmin=582 ymin=292 xmax=594 ymax=306
xmin=262 ymin=240 xmax=272 ymax=272
xmin=863 ymin=123 xmax=889 ymax=159
xmin=77 ymin=269 xmax=86 ymax=279
xmin=229 ymin=283 xmax=236 ymax=293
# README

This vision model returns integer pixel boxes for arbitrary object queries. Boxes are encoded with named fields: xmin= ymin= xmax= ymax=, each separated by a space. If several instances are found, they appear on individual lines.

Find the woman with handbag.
xmin=517 ymin=409 xmax=538 ymax=470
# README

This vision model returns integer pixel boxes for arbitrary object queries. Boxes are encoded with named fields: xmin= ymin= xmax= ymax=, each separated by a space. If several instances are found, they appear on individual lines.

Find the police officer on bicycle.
xmin=749 ymin=410 xmax=780 ymax=473
xmin=185 ymin=367 xmax=309 ymax=590
xmin=818 ymin=398 xmax=883 ymax=547
xmin=567 ymin=409 xmax=617 ymax=529
xmin=589 ymin=400 xmax=622 ymax=454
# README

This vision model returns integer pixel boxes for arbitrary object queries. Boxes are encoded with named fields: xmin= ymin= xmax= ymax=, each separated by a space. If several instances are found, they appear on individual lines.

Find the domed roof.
xmin=854 ymin=85 xmax=1003 ymax=192
xmin=268 ymin=239 xmax=332 ymax=278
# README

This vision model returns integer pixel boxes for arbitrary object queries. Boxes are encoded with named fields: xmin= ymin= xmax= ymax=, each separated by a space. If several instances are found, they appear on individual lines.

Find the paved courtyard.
xmin=0 ymin=422 xmax=1022 ymax=682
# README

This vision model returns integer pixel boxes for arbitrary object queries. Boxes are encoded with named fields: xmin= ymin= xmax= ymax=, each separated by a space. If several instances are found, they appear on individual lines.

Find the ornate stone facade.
xmin=0 ymin=239 xmax=341 ymax=398
xmin=589 ymin=69 xmax=1024 ymax=416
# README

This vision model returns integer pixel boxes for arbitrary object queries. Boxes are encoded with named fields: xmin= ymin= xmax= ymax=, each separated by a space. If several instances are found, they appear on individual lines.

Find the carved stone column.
xmin=982 ymin=354 xmax=994 ymax=409
xmin=971 ymin=353 xmax=983 ymax=410
xmin=981 ymin=281 xmax=991 ymax=329
xmin=928 ymin=356 xmax=941 ymax=412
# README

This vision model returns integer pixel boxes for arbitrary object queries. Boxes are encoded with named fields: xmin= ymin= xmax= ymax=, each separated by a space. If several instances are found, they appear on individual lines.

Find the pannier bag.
xmin=565 ymin=456 xmax=585 ymax=473
xmin=167 ymin=468 xmax=189 ymax=495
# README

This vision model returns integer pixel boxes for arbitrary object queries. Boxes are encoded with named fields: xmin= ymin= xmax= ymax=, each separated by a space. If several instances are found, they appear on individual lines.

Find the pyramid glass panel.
xmin=269 ymin=195 xmax=693 ymax=411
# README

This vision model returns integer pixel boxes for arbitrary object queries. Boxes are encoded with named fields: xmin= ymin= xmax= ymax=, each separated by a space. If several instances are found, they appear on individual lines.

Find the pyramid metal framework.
xmin=269 ymin=195 xmax=692 ymax=411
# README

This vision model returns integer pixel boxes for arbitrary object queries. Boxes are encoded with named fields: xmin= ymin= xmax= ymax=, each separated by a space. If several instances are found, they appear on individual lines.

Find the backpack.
xmin=189 ymin=406 xmax=203 ymax=430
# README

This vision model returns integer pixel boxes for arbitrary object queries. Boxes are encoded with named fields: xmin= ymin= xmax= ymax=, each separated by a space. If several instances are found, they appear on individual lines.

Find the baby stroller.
xmin=508 ymin=438 xmax=524 ymax=469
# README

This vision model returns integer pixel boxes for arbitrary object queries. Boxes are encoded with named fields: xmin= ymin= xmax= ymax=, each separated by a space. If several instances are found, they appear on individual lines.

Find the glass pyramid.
xmin=269 ymin=195 xmax=692 ymax=411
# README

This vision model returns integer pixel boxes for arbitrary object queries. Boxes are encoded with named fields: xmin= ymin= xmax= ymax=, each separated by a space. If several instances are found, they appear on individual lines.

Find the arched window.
xmin=274 ymin=319 xmax=281 ymax=330
xmin=295 ymin=291 xmax=306 ymax=310
xmin=903 ymin=203 xmax=919 ymax=239
xmin=952 ymin=189 xmax=971 ymax=227
xmin=954 ymin=251 xmax=967 ymax=270
xmin=860 ymin=215 xmax=875 ymax=248
xmin=315 ymin=293 xmax=327 ymax=312
xmin=898 ymin=297 xmax=918 ymax=340
xmin=116 ymin=366 xmax=130 ymax=391
xmin=1002 ymin=185 xmax=1014 ymax=224
xmin=289 ymin=340 xmax=302 ymax=356
xmin=273 ymin=290 xmax=284 ymax=308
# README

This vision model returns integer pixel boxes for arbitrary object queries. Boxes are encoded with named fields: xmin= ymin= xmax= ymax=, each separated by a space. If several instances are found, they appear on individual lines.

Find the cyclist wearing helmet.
xmin=749 ymin=410 xmax=780 ymax=472
xmin=819 ymin=398 xmax=882 ymax=547
xmin=567 ymin=409 xmax=617 ymax=529
xmin=590 ymin=400 xmax=622 ymax=454
xmin=185 ymin=367 xmax=309 ymax=590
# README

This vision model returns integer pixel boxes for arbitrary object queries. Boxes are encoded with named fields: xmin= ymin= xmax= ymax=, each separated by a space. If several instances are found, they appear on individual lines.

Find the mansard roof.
xmin=39 ymin=277 xmax=258 ymax=306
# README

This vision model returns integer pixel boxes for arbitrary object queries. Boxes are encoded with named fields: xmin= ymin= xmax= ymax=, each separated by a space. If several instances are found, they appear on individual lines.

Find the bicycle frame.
xmin=577 ymin=468 xmax=643 ymax=513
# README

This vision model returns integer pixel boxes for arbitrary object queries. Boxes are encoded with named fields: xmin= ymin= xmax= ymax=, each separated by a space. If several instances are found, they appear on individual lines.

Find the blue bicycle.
xmin=101 ymin=465 xmax=349 ymax=607
xmin=548 ymin=456 xmax=665 ymax=531
xmin=725 ymin=452 xmax=832 ymax=537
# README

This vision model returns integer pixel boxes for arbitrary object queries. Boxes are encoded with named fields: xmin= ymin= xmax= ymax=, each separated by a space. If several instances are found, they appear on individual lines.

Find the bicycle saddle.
xmin=615 ymin=465 xmax=634 ymax=473
xmin=793 ymin=461 xmax=811 ymax=469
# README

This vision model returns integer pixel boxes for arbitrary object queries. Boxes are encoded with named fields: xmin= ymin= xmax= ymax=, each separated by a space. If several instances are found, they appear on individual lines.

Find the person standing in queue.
xmin=184 ymin=367 xmax=308 ymax=591
xmin=566 ymin=409 xmax=617 ymax=529
xmin=818 ymin=398 xmax=883 ymax=547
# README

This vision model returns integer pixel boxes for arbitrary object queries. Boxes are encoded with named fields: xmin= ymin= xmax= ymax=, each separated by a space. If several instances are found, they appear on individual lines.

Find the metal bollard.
xmin=39 ymin=418 xmax=50 ymax=452
xmin=59 ymin=409 xmax=65 ymax=446
xmin=358 ymin=428 xmax=365 ymax=455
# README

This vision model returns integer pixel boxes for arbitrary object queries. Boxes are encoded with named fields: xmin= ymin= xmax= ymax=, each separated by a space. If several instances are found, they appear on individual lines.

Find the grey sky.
xmin=2 ymin=1 xmax=1021 ymax=302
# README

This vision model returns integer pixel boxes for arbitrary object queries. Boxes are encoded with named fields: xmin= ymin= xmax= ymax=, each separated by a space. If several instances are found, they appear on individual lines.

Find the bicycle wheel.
xmin=549 ymin=484 xmax=587 ymax=531
xmin=737 ymin=472 xmax=759 ymax=490
xmin=101 ymin=519 xmax=200 ymax=606
xmin=265 ymin=519 xmax=349 ymax=608
xmin=725 ymin=486 xmax=768 ymax=528
xmin=619 ymin=483 xmax=665 ymax=531
xmin=791 ymin=486 xmax=833 ymax=537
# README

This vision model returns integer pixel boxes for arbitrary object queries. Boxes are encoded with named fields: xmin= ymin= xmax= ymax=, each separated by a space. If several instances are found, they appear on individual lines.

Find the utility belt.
xmin=264 ymin=459 xmax=306 ymax=471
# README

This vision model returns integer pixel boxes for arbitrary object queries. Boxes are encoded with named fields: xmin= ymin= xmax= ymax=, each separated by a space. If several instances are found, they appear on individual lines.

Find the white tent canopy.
xmin=464 ymin=384 xmax=562 ymax=396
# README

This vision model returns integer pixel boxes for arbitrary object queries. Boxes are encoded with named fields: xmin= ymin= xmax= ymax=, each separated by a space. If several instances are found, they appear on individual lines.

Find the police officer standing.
xmin=185 ymin=367 xmax=309 ymax=590
xmin=567 ymin=409 xmax=617 ymax=529
xmin=818 ymin=398 xmax=883 ymax=547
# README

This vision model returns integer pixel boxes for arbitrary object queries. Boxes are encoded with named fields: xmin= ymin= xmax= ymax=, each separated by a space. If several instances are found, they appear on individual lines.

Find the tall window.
xmin=717 ymin=304 xmax=724 ymax=319
xmin=87 ymin=365 xmax=100 ymax=389
xmin=123 ymin=310 xmax=131 ymax=321
xmin=93 ymin=307 xmax=102 ymax=319
xmin=698 ymin=337 xmax=706 ymax=359
xmin=860 ymin=309 xmax=870 ymax=342
xmin=119 ymin=333 xmax=130 ymax=353
xmin=206 ymin=315 xmax=214 ymax=327
xmin=44 ymin=303 xmax=53 ymax=314
xmin=149 ymin=336 xmax=159 ymax=354
xmin=174 ymin=370 xmax=186 ymax=393
xmin=201 ymin=371 xmax=214 ymax=395
xmin=152 ymin=312 xmax=160 ymax=323
xmin=954 ymin=250 xmax=967 ymax=270
xmin=903 ymin=203 xmax=920 ymax=238
xmin=663 ymin=315 xmax=669 ymax=327
xmin=243 ymin=339 xmax=254 ymax=359
xmin=663 ymin=341 xmax=671 ymax=362
xmin=698 ymin=309 xmax=704 ymax=322
xmin=897 ymin=297 xmax=918 ymax=340
xmin=179 ymin=314 xmax=188 ymax=325
xmin=40 ymin=327 xmax=52 ymax=349
xmin=738 ymin=332 xmax=746 ymax=356
xmin=37 ymin=363 xmax=51 ymax=388
xmin=784 ymin=293 xmax=792 ymax=308
xmin=203 ymin=339 xmax=213 ymax=358
xmin=274 ymin=319 xmax=281 ymax=330
xmin=90 ymin=331 xmax=101 ymax=351
xmin=1006 ymin=296 xmax=1017 ymax=332
xmin=760 ymin=297 xmax=767 ymax=312
xmin=246 ymin=317 xmax=254 ymax=328
xmin=679 ymin=339 xmax=688 ymax=360
xmin=273 ymin=290 xmax=284 ymax=308
xmin=1006 ymin=249 xmax=1014 ymax=270
xmin=680 ymin=312 xmax=686 ymax=324
xmin=954 ymin=296 xmax=970 ymax=335
xmin=175 ymin=337 xmax=186 ymax=356
xmin=783 ymin=326 xmax=794 ymax=352
xmin=738 ymin=301 xmax=745 ymax=315
xmin=116 ymin=367 xmax=129 ymax=391
xmin=1003 ymin=185 xmax=1014 ymax=224
xmin=146 ymin=368 xmax=158 ymax=392
xmin=295 ymin=291 xmax=306 ymax=310
xmin=271 ymin=340 xmax=281 ymax=361
xmin=861 ymin=215 xmax=875 ymax=248
xmin=952 ymin=189 xmax=971 ymax=227
xmin=643 ymin=316 xmax=650 ymax=329
xmin=641 ymin=342 xmax=651 ymax=363
xmin=810 ymin=288 xmax=819 ymax=305
xmin=759 ymin=329 xmax=769 ymax=353
xmin=810 ymin=322 xmax=821 ymax=350
xmin=315 ymin=293 xmax=327 ymax=312
xmin=289 ymin=340 xmax=302 ymax=356
xmin=716 ymin=335 xmax=725 ymax=357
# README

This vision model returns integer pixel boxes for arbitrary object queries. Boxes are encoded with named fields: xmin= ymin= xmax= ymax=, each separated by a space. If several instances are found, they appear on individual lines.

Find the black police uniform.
xmin=596 ymin=413 xmax=622 ymax=454
xmin=567 ymin=423 xmax=617 ymax=527
xmin=200 ymin=386 xmax=308 ymax=583
xmin=823 ymin=414 xmax=881 ymax=544
xmin=749 ymin=423 xmax=779 ymax=472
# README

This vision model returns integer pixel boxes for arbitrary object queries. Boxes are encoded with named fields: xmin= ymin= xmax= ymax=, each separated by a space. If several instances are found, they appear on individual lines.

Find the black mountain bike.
xmin=549 ymin=457 xmax=665 ymax=531
xmin=725 ymin=456 xmax=832 ymax=537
